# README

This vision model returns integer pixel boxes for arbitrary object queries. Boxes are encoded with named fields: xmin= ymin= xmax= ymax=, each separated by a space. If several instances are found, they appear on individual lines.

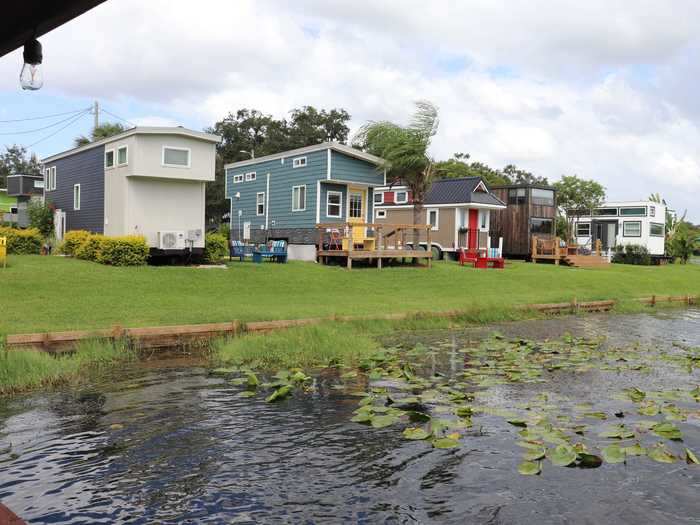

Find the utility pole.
xmin=93 ymin=100 xmax=99 ymax=130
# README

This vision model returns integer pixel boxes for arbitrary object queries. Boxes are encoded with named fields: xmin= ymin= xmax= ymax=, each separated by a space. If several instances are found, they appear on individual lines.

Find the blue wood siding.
xmin=320 ymin=183 xmax=346 ymax=222
xmin=45 ymin=145 xmax=105 ymax=234
xmin=330 ymin=151 xmax=383 ymax=186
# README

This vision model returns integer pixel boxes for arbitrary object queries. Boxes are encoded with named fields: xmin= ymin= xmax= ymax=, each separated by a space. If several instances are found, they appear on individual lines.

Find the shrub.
xmin=204 ymin=232 xmax=228 ymax=263
xmin=74 ymin=234 xmax=105 ymax=261
xmin=97 ymin=235 xmax=149 ymax=266
xmin=0 ymin=226 xmax=42 ymax=254
xmin=27 ymin=201 xmax=54 ymax=238
xmin=59 ymin=230 xmax=92 ymax=256
xmin=612 ymin=244 xmax=651 ymax=265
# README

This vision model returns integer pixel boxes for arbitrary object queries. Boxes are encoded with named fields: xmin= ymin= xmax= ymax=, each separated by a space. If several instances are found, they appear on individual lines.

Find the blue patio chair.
xmin=230 ymin=240 xmax=249 ymax=262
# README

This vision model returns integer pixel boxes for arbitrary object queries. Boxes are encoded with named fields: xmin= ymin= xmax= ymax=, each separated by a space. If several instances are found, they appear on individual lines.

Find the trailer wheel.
xmin=430 ymin=245 xmax=442 ymax=261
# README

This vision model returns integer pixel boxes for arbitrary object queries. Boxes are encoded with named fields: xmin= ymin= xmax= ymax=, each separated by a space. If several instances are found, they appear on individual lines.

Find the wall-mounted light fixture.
xmin=20 ymin=39 xmax=43 ymax=90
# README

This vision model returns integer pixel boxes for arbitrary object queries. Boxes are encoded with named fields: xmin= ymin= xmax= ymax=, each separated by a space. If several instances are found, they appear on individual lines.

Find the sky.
xmin=0 ymin=0 xmax=698 ymax=221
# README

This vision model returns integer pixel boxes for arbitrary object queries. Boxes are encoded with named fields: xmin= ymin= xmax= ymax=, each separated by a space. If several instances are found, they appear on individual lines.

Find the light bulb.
xmin=20 ymin=39 xmax=43 ymax=91
xmin=20 ymin=63 xmax=43 ymax=90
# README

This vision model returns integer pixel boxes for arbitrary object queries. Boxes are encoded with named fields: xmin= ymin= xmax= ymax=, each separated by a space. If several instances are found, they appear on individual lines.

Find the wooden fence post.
xmin=554 ymin=236 xmax=560 ymax=266
xmin=427 ymin=226 xmax=432 ymax=268
xmin=531 ymin=236 xmax=537 ymax=263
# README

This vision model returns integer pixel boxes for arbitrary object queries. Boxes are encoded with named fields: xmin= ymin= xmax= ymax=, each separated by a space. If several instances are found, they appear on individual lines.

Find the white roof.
xmin=224 ymin=141 xmax=384 ymax=170
xmin=42 ymin=126 xmax=222 ymax=163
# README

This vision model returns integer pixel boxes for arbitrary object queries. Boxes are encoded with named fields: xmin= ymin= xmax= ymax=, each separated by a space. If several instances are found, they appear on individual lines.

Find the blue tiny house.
xmin=225 ymin=142 xmax=385 ymax=260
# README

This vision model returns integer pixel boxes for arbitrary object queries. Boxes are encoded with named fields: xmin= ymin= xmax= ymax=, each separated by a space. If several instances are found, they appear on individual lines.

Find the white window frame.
xmin=395 ymin=190 xmax=408 ymax=204
xmin=427 ymin=209 xmax=439 ymax=230
xmin=374 ymin=192 xmax=384 ymax=205
xmin=376 ymin=209 xmax=386 ymax=219
xmin=623 ymin=221 xmax=642 ymax=238
xmin=576 ymin=222 xmax=591 ymax=237
xmin=73 ymin=184 xmax=81 ymax=211
xmin=45 ymin=166 xmax=56 ymax=191
xmin=292 ymin=156 xmax=307 ymax=168
xmin=326 ymin=190 xmax=343 ymax=218
xmin=162 ymin=146 xmax=191 ymax=168
xmin=292 ymin=185 xmax=306 ymax=212
xmin=256 ymin=192 xmax=265 ymax=216
xmin=117 ymin=145 xmax=128 ymax=166
xmin=105 ymin=149 xmax=115 ymax=169
xmin=233 ymin=174 xmax=244 ymax=183
xmin=245 ymin=171 xmax=257 ymax=182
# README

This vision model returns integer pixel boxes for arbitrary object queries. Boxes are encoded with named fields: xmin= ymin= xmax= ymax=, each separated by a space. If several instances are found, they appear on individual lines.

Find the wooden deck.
xmin=531 ymin=236 xmax=609 ymax=268
xmin=317 ymin=249 xmax=432 ymax=269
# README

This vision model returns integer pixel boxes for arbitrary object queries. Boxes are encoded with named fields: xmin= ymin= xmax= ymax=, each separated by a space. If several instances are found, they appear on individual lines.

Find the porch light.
xmin=20 ymin=39 xmax=43 ymax=91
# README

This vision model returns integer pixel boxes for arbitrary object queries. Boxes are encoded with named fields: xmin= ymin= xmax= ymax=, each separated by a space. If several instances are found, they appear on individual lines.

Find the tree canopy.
xmin=554 ymin=175 xmax=606 ymax=241
xmin=205 ymin=106 xmax=352 ymax=223
xmin=434 ymin=153 xmax=549 ymax=186
xmin=74 ymin=122 xmax=127 ymax=147
xmin=0 ymin=144 xmax=41 ymax=188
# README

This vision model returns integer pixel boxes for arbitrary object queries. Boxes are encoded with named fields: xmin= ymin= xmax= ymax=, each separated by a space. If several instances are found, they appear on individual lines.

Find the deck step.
xmin=562 ymin=255 xmax=610 ymax=268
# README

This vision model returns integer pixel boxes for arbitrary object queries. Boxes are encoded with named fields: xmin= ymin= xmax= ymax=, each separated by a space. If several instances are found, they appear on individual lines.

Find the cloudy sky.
xmin=0 ymin=0 xmax=698 ymax=220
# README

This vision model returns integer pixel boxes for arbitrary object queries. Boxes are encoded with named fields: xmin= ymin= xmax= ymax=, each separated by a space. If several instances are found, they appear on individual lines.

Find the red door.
xmin=468 ymin=209 xmax=479 ymax=251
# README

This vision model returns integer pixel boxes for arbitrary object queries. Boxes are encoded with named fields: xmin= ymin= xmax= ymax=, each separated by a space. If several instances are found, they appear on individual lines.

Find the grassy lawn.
xmin=1 ymin=255 xmax=699 ymax=335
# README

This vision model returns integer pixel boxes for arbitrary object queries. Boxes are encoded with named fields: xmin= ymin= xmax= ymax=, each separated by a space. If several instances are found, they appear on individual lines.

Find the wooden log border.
xmin=4 ymin=294 xmax=697 ymax=352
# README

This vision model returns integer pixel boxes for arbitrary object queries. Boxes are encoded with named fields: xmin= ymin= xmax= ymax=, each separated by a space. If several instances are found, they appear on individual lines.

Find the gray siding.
xmin=6 ymin=177 xmax=21 ymax=196
xmin=45 ymin=145 xmax=105 ymax=234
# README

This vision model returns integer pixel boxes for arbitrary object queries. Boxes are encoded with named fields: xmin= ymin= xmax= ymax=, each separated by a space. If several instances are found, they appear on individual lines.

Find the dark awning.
xmin=0 ymin=0 xmax=106 ymax=58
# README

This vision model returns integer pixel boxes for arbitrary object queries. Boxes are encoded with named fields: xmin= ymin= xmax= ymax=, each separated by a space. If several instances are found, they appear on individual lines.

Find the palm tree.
xmin=74 ymin=122 xmax=127 ymax=147
xmin=353 ymin=101 xmax=439 ymax=247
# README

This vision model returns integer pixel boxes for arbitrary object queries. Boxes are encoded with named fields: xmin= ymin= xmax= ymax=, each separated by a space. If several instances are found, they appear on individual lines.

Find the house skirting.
xmin=231 ymin=227 xmax=318 ymax=245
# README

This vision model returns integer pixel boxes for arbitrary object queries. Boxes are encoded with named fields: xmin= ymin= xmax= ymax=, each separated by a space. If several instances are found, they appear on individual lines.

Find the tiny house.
xmin=3 ymin=174 xmax=43 ymax=227
xmin=42 ymin=127 xmax=221 ymax=255
xmin=490 ymin=184 xmax=558 ymax=258
xmin=224 ymin=142 xmax=385 ymax=261
xmin=571 ymin=201 xmax=666 ymax=256
xmin=373 ymin=177 xmax=506 ymax=259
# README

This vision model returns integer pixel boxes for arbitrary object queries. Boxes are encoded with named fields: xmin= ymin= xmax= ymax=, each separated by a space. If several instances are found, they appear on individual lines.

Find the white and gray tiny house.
xmin=42 ymin=127 xmax=221 ymax=255
xmin=571 ymin=201 xmax=666 ymax=256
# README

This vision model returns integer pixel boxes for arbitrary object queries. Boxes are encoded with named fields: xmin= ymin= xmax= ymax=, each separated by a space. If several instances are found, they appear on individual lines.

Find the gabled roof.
xmin=42 ymin=126 xmax=222 ymax=163
xmin=224 ymin=142 xmax=384 ymax=170
xmin=424 ymin=177 xmax=506 ymax=207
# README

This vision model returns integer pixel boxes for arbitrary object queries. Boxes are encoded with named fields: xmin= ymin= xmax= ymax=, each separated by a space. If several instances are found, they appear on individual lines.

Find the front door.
xmin=468 ymin=209 xmax=479 ymax=251
xmin=347 ymin=188 xmax=366 ymax=242
xmin=594 ymin=221 xmax=617 ymax=250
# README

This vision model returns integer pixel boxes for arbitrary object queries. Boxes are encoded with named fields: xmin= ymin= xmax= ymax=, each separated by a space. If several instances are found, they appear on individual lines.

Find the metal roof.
xmin=424 ymin=177 xmax=506 ymax=207
xmin=224 ymin=142 xmax=384 ymax=170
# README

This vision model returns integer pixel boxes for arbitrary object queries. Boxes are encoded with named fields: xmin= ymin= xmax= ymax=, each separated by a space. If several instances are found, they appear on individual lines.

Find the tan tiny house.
xmin=373 ymin=177 xmax=506 ymax=259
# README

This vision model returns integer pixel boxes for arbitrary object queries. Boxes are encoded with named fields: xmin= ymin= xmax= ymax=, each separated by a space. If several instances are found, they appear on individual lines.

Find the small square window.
xmin=374 ymin=192 xmax=384 ymax=204
xmin=623 ymin=221 xmax=642 ymax=237
xmin=576 ymin=223 xmax=591 ymax=236
xmin=233 ymin=174 xmax=244 ymax=183
xmin=105 ymin=150 xmax=115 ymax=168
xmin=292 ymin=157 xmax=307 ymax=168
xmin=376 ymin=209 xmax=386 ymax=219
xmin=163 ymin=147 xmax=190 ymax=167
xmin=245 ymin=172 xmax=256 ymax=182
xmin=117 ymin=146 xmax=128 ymax=165
xmin=395 ymin=191 xmax=408 ymax=204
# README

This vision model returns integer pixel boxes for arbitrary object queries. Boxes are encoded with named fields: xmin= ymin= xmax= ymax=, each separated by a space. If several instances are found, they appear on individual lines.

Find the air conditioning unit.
xmin=158 ymin=231 xmax=186 ymax=250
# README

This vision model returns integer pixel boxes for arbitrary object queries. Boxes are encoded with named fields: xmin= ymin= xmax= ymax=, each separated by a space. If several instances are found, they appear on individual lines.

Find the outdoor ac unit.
xmin=158 ymin=231 xmax=186 ymax=250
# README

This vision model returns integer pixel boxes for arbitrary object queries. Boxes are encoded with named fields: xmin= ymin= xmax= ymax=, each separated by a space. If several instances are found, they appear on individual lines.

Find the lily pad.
xmin=518 ymin=461 xmax=542 ymax=475
xmin=651 ymin=422 xmax=683 ymax=441
xmin=238 ymin=391 xmax=256 ymax=398
xmin=402 ymin=427 xmax=430 ymax=440
xmin=266 ymin=385 xmax=292 ymax=403
xmin=648 ymin=444 xmax=677 ymax=463
xmin=524 ymin=447 xmax=546 ymax=461
xmin=599 ymin=424 xmax=634 ymax=439
xmin=622 ymin=443 xmax=646 ymax=456
xmin=246 ymin=372 xmax=260 ymax=388
xmin=549 ymin=444 xmax=577 ymax=467
xmin=577 ymin=453 xmax=602 ymax=468
xmin=432 ymin=437 xmax=459 ymax=449
xmin=685 ymin=448 xmax=699 ymax=465
xmin=602 ymin=444 xmax=626 ymax=464
xmin=371 ymin=415 xmax=399 ymax=429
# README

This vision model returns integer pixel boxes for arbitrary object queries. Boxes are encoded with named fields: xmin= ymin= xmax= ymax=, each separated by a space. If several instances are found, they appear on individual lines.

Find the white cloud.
xmin=0 ymin=0 xmax=699 ymax=219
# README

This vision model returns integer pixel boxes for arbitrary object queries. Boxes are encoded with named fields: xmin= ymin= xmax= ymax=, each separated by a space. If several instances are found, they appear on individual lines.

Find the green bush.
xmin=27 ymin=201 xmax=54 ymax=238
xmin=74 ymin=234 xmax=105 ymax=261
xmin=612 ymin=244 xmax=651 ymax=265
xmin=0 ymin=226 xmax=42 ymax=254
xmin=204 ymin=232 xmax=227 ymax=263
xmin=59 ymin=230 xmax=92 ymax=256
xmin=98 ymin=235 xmax=149 ymax=266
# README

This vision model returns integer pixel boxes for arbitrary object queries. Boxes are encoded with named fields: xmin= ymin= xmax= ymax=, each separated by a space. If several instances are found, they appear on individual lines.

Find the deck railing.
xmin=531 ymin=236 xmax=603 ymax=262
xmin=316 ymin=222 xmax=433 ymax=251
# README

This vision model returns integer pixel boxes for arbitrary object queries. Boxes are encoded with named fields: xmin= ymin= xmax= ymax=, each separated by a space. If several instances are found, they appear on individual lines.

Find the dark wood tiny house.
xmin=490 ymin=184 xmax=557 ymax=258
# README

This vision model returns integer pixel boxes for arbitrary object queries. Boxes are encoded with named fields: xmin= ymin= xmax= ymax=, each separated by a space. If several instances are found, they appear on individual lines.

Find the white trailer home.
xmin=571 ymin=201 xmax=666 ymax=256
xmin=42 ymin=127 xmax=221 ymax=256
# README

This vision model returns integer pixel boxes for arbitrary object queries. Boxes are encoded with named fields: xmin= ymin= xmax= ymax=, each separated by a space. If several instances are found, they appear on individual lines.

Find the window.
xmin=233 ymin=174 xmax=244 ymax=183
xmin=374 ymin=192 xmax=384 ymax=205
xmin=45 ymin=166 xmax=56 ymax=191
xmin=619 ymin=207 xmax=646 ymax=217
xmin=531 ymin=188 xmax=554 ymax=206
xmin=427 ymin=209 xmax=439 ymax=230
xmin=376 ymin=209 xmax=386 ymax=219
xmin=650 ymin=206 xmax=656 ymax=217
xmin=292 ymin=156 xmax=307 ymax=168
xmin=576 ymin=223 xmax=591 ymax=236
xmin=349 ymin=192 xmax=363 ymax=219
xmin=530 ymin=218 xmax=553 ymax=234
xmin=593 ymin=208 xmax=618 ymax=216
xmin=162 ymin=146 xmax=190 ymax=167
xmin=327 ymin=191 xmax=342 ymax=218
xmin=395 ymin=191 xmax=408 ymax=204
xmin=292 ymin=185 xmax=306 ymax=211
xmin=479 ymin=210 xmax=487 ymax=229
xmin=245 ymin=172 xmax=256 ymax=182
xmin=117 ymin=146 xmax=128 ymax=166
xmin=623 ymin=221 xmax=642 ymax=237
xmin=73 ymin=184 xmax=81 ymax=211
xmin=508 ymin=188 xmax=527 ymax=205
xmin=650 ymin=222 xmax=664 ymax=237
xmin=256 ymin=192 xmax=265 ymax=216
xmin=105 ymin=149 xmax=115 ymax=169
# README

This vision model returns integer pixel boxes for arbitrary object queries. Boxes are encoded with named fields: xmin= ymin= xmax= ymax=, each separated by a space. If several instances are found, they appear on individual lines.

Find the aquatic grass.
xmin=0 ymin=338 xmax=135 ymax=395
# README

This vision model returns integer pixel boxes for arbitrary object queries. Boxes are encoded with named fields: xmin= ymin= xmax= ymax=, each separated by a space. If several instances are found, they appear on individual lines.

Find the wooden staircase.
xmin=562 ymin=254 xmax=610 ymax=268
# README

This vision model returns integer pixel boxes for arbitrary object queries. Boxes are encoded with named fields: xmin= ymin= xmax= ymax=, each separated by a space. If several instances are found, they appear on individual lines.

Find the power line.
xmin=0 ymin=109 xmax=93 ymax=136
xmin=101 ymin=108 xmax=137 ymax=128
xmin=28 ymin=111 xmax=91 ymax=149
xmin=0 ymin=107 xmax=91 ymax=124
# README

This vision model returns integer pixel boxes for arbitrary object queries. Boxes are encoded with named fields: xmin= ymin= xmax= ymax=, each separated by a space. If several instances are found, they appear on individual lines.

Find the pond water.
xmin=1 ymin=309 xmax=700 ymax=524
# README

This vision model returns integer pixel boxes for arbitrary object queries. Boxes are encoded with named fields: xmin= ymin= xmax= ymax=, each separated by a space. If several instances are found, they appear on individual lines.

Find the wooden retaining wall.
xmin=4 ymin=294 xmax=697 ymax=353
